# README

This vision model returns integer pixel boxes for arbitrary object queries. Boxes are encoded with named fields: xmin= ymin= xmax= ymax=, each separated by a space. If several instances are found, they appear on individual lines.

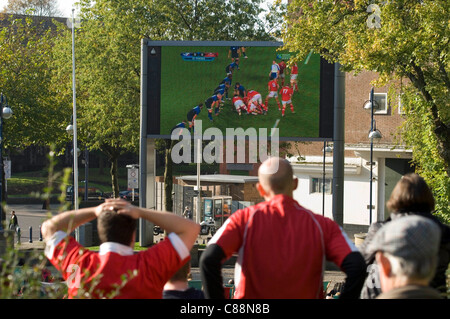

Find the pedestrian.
xmin=200 ymin=157 xmax=366 ymax=299
xmin=163 ymin=262 xmax=205 ymax=299
xmin=359 ymin=173 xmax=450 ymax=299
xmin=367 ymin=215 xmax=443 ymax=299
xmin=183 ymin=206 xmax=192 ymax=219
xmin=8 ymin=211 xmax=18 ymax=231
xmin=41 ymin=198 xmax=200 ymax=299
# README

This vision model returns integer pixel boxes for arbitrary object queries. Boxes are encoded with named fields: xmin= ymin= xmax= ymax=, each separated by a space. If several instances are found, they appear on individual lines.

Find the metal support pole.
xmin=29 ymin=226 xmax=33 ymax=243
xmin=139 ymin=39 xmax=154 ymax=246
xmin=332 ymin=63 xmax=345 ymax=227
xmin=85 ymin=146 xmax=89 ymax=201
xmin=0 ymin=96 xmax=3 ymax=230
xmin=369 ymin=87 xmax=374 ymax=225
xmin=322 ymin=141 xmax=326 ymax=216
xmin=71 ymin=9 xmax=79 ymax=212
xmin=196 ymin=137 xmax=201 ymax=224
xmin=39 ymin=225 xmax=43 ymax=241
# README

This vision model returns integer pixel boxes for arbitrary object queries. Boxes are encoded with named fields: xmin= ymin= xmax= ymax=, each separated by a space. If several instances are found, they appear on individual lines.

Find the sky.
xmin=0 ymin=0 xmax=278 ymax=18
xmin=0 ymin=0 xmax=77 ymax=17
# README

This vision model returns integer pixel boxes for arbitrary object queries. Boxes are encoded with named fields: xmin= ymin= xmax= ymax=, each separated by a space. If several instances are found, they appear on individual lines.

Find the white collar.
xmin=99 ymin=242 xmax=134 ymax=256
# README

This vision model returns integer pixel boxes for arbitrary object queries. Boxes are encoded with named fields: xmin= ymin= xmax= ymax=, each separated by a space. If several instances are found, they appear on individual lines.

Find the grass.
xmin=7 ymin=162 xmax=220 ymax=197
xmin=85 ymin=243 xmax=207 ymax=251
xmin=160 ymin=46 xmax=320 ymax=138
xmin=7 ymin=167 xmax=129 ymax=196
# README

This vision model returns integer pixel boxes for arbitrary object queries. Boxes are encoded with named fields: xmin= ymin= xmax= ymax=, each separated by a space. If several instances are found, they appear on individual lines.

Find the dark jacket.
xmin=376 ymin=285 xmax=443 ymax=299
xmin=359 ymin=211 xmax=450 ymax=299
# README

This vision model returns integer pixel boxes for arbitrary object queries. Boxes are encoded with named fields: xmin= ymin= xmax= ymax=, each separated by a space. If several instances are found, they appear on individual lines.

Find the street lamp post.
xmin=322 ymin=142 xmax=333 ymax=216
xmin=0 ymin=93 xmax=12 ymax=229
xmin=70 ymin=9 xmax=79 ymax=211
xmin=364 ymin=88 xmax=382 ymax=225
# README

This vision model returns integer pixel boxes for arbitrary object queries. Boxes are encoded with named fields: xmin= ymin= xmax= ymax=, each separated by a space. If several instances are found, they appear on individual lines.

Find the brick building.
xmin=286 ymin=70 xmax=413 ymax=235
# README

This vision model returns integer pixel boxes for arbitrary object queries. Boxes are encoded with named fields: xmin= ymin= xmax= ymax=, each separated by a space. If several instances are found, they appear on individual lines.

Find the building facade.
xmin=288 ymin=71 xmax=413 ymax=234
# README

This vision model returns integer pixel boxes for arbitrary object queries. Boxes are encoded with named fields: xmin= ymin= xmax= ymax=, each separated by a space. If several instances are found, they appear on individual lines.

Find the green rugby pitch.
xmin=160 ymin=46 xmax=320 ymax=139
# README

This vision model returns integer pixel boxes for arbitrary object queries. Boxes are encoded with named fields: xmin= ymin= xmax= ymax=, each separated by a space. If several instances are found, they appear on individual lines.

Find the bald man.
xmin=200 ymin=157 xmax=366 ymax=299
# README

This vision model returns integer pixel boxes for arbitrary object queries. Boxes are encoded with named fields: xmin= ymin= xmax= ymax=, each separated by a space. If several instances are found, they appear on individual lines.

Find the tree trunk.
xmin=110 ymin=156 xmax=120 ymax=198
xmin=406 ymin=65 xmax=450 ymax=177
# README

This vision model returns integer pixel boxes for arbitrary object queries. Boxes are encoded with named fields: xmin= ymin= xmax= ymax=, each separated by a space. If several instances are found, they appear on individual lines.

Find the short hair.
xmin=97 ymin=210 xmax=137 ymax=246
xmin=386 ymin=173 xmax=435 ymax=213
xmin=259 ymin=158 xmax=293 ymax=194
xmin=383 ymin=252 xmax=438 ymax=283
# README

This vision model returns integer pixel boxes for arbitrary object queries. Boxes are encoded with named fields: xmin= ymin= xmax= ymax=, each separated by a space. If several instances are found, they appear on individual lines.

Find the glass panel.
xmin=214 ymin=199 xmax=223 ymax=225
xmin=223 ymin=198 xmax=232 ymax=222
xmin=203 ymin=199 xmax=213 ymax=221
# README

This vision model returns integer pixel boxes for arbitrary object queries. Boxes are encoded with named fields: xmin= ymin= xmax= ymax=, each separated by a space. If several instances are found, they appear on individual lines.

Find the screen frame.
xmin=142 ymin=40 xmax=334 ymax=142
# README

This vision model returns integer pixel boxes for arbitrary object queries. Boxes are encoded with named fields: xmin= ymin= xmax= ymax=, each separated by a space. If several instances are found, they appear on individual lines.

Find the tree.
xmin=2 ymin=0 xmax=62 ymax=17
xmin=0 ymin=14 xmax=68 ymax=223
xmin=0 ymin=15 xmax=66 ymax=150
xmin=50 ymin=0 xmax=277 ymax=199
xmin=282 ymin=0 xmax=450 ymax=222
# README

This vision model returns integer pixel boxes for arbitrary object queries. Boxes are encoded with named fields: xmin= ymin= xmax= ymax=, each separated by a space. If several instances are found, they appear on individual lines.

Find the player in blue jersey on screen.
xmin=171 ymin=121 xmax=188 ymax=135
xmin=186 ymin=103 xmax=203 ymax=131
xmin=228 ymin=46 xmax=241 ymax=62
xmin=205 ymin=94 xmax=222 ymax=121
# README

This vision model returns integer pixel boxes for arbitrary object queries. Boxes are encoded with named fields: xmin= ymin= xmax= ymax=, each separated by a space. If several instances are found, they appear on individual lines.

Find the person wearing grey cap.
xmin=359 ymin=173 xmax=450 ymax=299
xmin=367 ymin=215 xmax=443 ymax=299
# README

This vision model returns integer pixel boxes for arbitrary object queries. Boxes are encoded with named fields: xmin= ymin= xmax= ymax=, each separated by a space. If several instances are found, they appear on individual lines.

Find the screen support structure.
xmin=332 ymin=63 xmax=345 ymax=227
xmin=140 ymin=39 xmax=154 ymax=246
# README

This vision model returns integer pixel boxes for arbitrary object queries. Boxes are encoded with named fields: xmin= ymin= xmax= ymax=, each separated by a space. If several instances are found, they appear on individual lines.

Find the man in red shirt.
xmin=200 ymin=157 xmax=366 ymax=299
xmin=280 ymin=85 xmax=295 ymax=116
xmin=41 ymin=199 xmax=199 ymax=299
xmin=265 ymin=79 xmax=281 ymax=111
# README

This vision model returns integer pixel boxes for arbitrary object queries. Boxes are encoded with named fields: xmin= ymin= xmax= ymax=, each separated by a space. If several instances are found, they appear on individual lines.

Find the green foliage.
xmin=50 ymin=0 xmax=279 ymax=196
xmin=0 ymin=15 xmax=69 ymax=151
xmin=0 ymin=148 xmax=138 ymax=299
xmin=282 ymin=0 xmax=450 ymax=222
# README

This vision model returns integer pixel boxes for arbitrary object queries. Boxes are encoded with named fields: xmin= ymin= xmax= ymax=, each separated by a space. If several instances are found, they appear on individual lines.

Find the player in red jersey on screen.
xmin=290 ymin=62 xmax=299 ymax=92
xmin=232 ymin=94 xmax=248 ymax=116
xmin=265 ymin=78 xmax=281 ymax=111
xmin=247 ymin=90 xmax=267 ymax=114
xmin=280 ymin=85 xmax=295 ymax=116
xmin=278 ymin=59 xmax=287 ymax=86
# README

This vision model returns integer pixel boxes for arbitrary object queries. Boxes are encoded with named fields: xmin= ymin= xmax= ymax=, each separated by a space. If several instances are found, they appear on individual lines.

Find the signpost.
xmin=127 ymin=166 xmax=139 ymax=201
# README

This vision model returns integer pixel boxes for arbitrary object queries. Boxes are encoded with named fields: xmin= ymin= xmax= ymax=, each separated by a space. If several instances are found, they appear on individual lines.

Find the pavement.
xmin=4 ymin=203 xmax=60 ymax=244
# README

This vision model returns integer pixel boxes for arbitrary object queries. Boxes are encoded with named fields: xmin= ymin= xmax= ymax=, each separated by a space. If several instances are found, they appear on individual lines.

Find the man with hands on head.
xmin=41 ymin=198 xmax=200 ymax=299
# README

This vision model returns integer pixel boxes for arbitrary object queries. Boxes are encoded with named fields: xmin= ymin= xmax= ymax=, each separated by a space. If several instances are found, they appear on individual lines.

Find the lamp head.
xmin=363 ymin=100 xmax=380 ymax=111
xmin=66 ymin=124 xmax=74 ymax=135
xmin=2 ymin=107 xmax=13 ymax=120
xmin=369 ymin=129 xmax=382 ymax=142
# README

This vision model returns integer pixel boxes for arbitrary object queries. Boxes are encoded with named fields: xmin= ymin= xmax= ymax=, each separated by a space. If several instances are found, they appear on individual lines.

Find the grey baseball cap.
xmin=367 ymin=215 xmax=441 ymax=260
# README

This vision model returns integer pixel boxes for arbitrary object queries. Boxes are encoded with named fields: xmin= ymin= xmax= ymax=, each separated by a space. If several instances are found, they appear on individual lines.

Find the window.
xmin=398 ymin=93 xmax=405 ymax=115
xmin=371 ymin=92 xmax=388 ymax=114
xmin=311 ymin=177 xmax=332 ymax=194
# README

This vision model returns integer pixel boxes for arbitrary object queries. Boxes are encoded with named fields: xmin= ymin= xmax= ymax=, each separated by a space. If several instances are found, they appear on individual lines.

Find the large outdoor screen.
xmin=143 ymin=41 xmax=334 ymax=141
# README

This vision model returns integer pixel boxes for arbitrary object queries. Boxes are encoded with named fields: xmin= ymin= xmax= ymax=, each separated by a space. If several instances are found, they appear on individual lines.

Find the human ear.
xmin=256 ymin=182 xmax=267 ymax=197
xmin=375 ymin=252 xmax=391 ymax=277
